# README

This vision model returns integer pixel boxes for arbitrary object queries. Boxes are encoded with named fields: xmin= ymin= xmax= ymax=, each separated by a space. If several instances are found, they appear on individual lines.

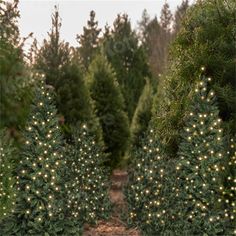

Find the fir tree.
xmin=173 ymin=0 xmax=189 ymax=35
xmin=77 ymin=10 xmax=101 ymax=70
xmin=0 ymin=76 xmax=81 ymax=235
xmin=35 ymin=7 xmax=97 ymax=138
xmin=125 ymin=128 xmax=177 ymax=235
xmin=87 ymin=54 xmax=130 ymax=167
xmin=0 ymin=0 xmax=31 ymax=132
xmin=130 ymin=78 xmax=153 ymax=149
xmin=103 ymin=14 xmax=150 ymax=121
xmin=174 ymin=77 xmax=229 ymax=235
xmin=152 ymin=0 xmax=236 ymax=158
xmin=65 ymin=124 xmax=111 ymax=225
xmin=0 ymin=130 xmax=16 ymax=220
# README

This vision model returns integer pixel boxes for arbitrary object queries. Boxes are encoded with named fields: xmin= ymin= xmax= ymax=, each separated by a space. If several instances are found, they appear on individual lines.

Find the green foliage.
xmin=87 ymin=54 xmax=130 ymax=167
xmin=65 ymin=124 xmax=111 ymax=225
xmin=77 ymin=10 xmax=101 ymax=70
xmin=0 ymin=0 xmax=32 ymax=132
xmin=130 ymin=78 xmax=153 ymax=148
xmin=124 ymin=128 xmax=177 ymax=235
xmin=152 ymin=0 xmax=236 ymax=157
xmin=0 ymin=130 xmax=16 ymax=220
xmin=103 ymin=14 xmax=150 ymax=121
xmin=174 ymin=77 xmax=231 ymax=235
xmin=0 ymin=78 xmax=81 ymax=235
xmin=35 ymin=7 xmax=98 ymax=140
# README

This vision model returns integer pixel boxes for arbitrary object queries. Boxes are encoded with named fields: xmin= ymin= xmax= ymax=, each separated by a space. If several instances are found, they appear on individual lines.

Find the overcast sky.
xmin=18 ymin=0 xmax=195 ymax=50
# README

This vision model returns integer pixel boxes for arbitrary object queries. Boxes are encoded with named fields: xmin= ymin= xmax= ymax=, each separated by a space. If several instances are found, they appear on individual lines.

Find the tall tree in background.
xmin=159 ymin=1 xmax=172 ymax=71
xmin=152 ymin=0 xmax=236 ymax=158
xmin=35 ymin=6 xmax=70 ymax=87
xmin=130 ymin=78 xmax=153 ymax=149
xmin=87 ymin=54 xmax=130 ymax=167
xmin=103 ymin=14 xmax=150 ymax=121
xmin=77 ymin=10 xmax=101 ymax=70
xmin=173 ymin=0 xmax=189 ymax=35
xmin=0 ymin=0 xmax=31 ymax=135
xmin=35 ymin=7 xmax=99 ymax=138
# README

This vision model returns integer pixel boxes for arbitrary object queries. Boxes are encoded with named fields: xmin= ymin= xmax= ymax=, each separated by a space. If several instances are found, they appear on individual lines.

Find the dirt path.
xmin=83 ymin=170 xmax=140 ymax=236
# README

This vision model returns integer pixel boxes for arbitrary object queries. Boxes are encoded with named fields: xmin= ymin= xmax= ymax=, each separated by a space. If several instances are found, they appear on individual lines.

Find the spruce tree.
xmin=0 ymin=76 xmax=81 ymax=235
xmin=0 ymin=130 xmax=16 ymax=220
xmin=130 ymin=78 xmax=153 ymax=148
xmin=125 ymin=128 xmax=177 ymax=235
xmin=87 ymin=54 xmax=130 ymax=167
xmin=103 ymin=14 xmax=150 ymax=121
xmin=65 ymin=124 xmax=111 ymax=225
xmin=35 ymin=7 xmax=97 ymax=138
xmin=0 ymin=0 xmax=31 ymax=132
xmin=77 ymin=10 xmax=101 ymax=70
xmin=152 ymin=0 xmax=236 ymax=158
xmin=173 ymin=0 xmax=189 ymax=35
xmin=174 ymin=77 xmax=229 ymax=235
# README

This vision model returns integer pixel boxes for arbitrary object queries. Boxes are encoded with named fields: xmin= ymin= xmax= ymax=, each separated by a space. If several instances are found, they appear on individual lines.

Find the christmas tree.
xmin=0 ymin=130 xmax=16 ymax=220
xmin=222 ymin=137 xmax=236 ymax=234
xmin=65 ymin=124 xmax=111 ymax=225
xmin=77 ymin=10 xmax=101 ymax=70
xmin=175 ymin=76 xmax=228 ymax=235
xmin=0 ymin=75 xmax=81 ymax=235
xmin=124 ymin=128 xmax=177 ymax=235
xmin=87 ymin=54 xmax=130 ymax=167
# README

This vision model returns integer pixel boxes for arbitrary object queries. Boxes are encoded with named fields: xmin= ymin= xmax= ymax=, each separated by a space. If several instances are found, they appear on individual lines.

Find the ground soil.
xmin=83 ymin=170 xmax=140 ymax=236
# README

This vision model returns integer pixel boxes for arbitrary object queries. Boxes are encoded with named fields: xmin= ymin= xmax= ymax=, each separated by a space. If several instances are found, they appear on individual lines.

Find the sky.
xmin=18 ymin=0 xmax=195 ymax=50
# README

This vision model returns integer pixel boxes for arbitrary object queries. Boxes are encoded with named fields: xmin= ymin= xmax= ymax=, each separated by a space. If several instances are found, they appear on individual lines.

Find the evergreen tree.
xmin=35 ymin=6 xmax=70 ymax=87
xmin=0 ymin=0 xmax=31 ymax=133
xmin=77 ymin=10 xmax=101 ymax=70
xmin=35 ymin=7 xmax=98 ymax=138
xmin=65 ymin=124 xmax=111 ymax=225
xmin=130 ymin=78 xmax=153 ymax=148
xmin=0 ymin=130 xmax=16 ymax=220
xmin=0 ymin=77 xmax=81 ymax=235
xmin=87 ymin=54 xmax=130 ymax=167
xmin=223 ymin=137 xmax=236 ymax=234
xmin=103 ymin=14 xmax=150 ymax=121
xmin=173 ymin=0 xmax=189 ymax=35
xmin=125 ymin=128 xmax=177 ymax=235
xmin=174 ymin=77 xmax=230 ymax=235
xmin=152 ymin=0 xmax=236 ymax=158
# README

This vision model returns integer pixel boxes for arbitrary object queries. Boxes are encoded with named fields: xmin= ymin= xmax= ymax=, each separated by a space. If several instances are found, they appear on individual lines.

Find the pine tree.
xmin=0 ymin=130 xmax=16 ymax=220
xmin=87 ymin=54 xmax=130 ymax=167
xmin=77 ymin=10 xmax=101 ymax=70
xmin=0 ymin=0 xmax=31 ymax=133
xmin=124 ymin=128 xmax=177 ymax=235
xmin=152 ymin=0 xmax=236 ymax=158
xmin=130 ymin=78 xmax=153 ymax=149
xmin=159 ymin=2 xmax=173 ymax=71
xmin=174 ymin=77 xmax=229 ymax=235
xmin=35 ymin=7 xmax=97 ymax=138
xmin=173 ymin=0 xmax=189 ymax=35
xmin=103 ymin=14 xmax=150 ymax=121
xmin=0 ymin=76 xmax=81 ymax=235
xmin=35 ymin=6 xmax=70 ymax=87
xmin=65 ymin=124 xmax=111 ymax=225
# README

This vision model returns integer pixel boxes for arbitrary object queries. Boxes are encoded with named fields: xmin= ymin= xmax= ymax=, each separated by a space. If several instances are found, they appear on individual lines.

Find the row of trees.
xmin=125 ymin=73 xmax=235 ymax=235
xmin=125 ymin=0 xmax=236 ymax=234
xmin=0 ymin=77 xmax=111 ymax=235
xmin=0 ymin=0 xmax=191 ymax=167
